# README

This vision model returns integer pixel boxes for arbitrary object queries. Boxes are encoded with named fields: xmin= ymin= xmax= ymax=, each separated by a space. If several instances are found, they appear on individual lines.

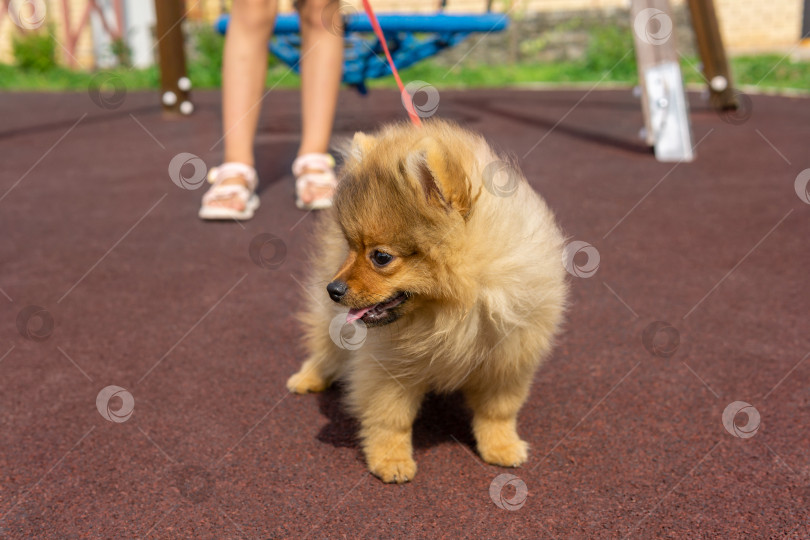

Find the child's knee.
xmin=298 ymin=0 xmax=340 ymax=31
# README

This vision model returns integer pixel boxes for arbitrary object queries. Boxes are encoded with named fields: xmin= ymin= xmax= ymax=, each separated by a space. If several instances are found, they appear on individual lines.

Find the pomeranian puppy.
xmin=287 ymin=120 xmax=568 ymax=483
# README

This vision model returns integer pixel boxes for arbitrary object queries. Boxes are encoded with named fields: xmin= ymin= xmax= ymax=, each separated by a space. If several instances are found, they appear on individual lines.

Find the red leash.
xmin=360 ymin=0 xmax=422 ymax=127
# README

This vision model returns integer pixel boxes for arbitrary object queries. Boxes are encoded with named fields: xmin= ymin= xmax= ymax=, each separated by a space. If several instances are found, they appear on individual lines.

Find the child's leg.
xmin=296 ymin=0 xmax=344 ymax=204
xmin=211 ymin=0 xmax=277 ymax=210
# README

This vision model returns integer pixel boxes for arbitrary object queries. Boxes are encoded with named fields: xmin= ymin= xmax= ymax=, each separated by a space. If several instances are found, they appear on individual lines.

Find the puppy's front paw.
xmin=479 ymin=438 xmax=529 ymax=468
xmin=369 ymin=456 xmax=417 ymax=484
xmin=286 ymin=368 xmax=328 ymax=394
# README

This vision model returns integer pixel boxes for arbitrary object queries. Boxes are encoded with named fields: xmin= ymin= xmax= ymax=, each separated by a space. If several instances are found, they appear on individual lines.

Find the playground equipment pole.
xmin=686 ymin=0 xmax=738 ymax=110
xmin=630 ymin=0 xmax=694 ymax=162
xmin=802 ymin=0 xmax=810 ymax=43
xmin=154 ymin=0 xmax=193 ymax=115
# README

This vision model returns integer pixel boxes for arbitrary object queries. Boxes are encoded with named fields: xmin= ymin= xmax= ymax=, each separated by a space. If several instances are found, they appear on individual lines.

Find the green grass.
xmin=728 ymin=54 xmax=810 ymax=90
xmin=3 ymin=21 xmax=808 ymax=93
xmin=0 ymin=62 xmax=300 ymax=91
xmin=385 ymin=54 xmax=810 ymax=92
xmin=0 ymin=63 xmax=156 ymax=90
xmin=1 ymin=53 xmax=808 ymax=94
xmin=369 ymin=60 xmax=629 ymax=89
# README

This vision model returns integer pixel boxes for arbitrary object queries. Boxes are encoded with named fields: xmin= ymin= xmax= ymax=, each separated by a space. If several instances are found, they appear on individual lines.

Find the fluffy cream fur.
xmin=287 ymin=120 xmax=568 ymax=483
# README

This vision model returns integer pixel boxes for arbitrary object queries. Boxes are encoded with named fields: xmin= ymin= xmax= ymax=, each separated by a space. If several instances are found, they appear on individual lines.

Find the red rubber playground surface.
xmin=1 ymin=87 xmax=809 ymax=538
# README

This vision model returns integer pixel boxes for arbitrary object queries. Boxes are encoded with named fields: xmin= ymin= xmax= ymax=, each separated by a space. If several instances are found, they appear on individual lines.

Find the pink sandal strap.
xmin=207 ymin=162 xmax=258 ymax=192
xmin=292 ymin=153 xmax=335 ymax=177
xmin=201 ymin=184 xmax=252 ymax=205
xmin=202 ymin=162 xmax=258 ymax=206
xmin=295 ymin=171 xmax=338 ymax=193
xmin=292 ymin=153 xmax=337 ymax=210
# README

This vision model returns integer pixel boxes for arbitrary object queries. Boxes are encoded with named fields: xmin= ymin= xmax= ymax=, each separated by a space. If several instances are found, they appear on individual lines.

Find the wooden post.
xmin=686 ymin=0 xmax=737 ymax=110
xmin=154 ymin=0 xmax=193 ymax=116
xmin=630 ymin=0 xmax=695 ymax=162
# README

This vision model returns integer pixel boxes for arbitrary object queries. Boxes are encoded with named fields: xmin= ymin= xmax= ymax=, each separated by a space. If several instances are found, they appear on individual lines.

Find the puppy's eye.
xmin=370 ymin=250 xmax=394 ymax=267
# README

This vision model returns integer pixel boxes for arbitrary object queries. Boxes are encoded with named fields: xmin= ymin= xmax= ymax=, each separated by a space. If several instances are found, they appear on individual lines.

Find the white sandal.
xmin=293 ymin=153 xmax=337 ymax=210
xmin=198 ymin=162 xmax=260 ymax=221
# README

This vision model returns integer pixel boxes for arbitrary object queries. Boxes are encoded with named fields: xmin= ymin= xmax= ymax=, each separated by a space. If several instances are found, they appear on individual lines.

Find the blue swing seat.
xmin=214 ymin=13 xmax=508 ymax=93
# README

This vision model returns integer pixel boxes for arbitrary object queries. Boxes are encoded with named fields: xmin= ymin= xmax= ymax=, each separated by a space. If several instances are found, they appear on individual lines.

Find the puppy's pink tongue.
xmin=347 ymin=307 xmax=372 ymax=324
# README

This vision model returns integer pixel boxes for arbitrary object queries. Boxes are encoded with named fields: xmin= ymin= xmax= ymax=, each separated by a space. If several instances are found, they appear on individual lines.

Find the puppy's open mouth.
xmin=346 ymin=292 xmax=409 ymax=326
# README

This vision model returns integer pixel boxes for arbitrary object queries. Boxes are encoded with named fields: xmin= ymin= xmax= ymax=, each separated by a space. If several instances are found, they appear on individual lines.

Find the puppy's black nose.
xmin=326 ymin=280 xmax=348 ymax=303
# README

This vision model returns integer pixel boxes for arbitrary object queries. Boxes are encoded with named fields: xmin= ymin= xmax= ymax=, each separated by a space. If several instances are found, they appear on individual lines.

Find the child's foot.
xmin=293 ymin=153 xmax=337 ymax=210
xmin=199 ymin=162 xmax=260 ymax=220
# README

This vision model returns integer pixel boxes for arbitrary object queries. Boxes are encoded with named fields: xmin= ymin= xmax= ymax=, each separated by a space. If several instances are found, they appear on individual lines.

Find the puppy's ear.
xmin=349 ymin=132 xmax=376 ymax=160
xmin=407 ymin=137 xmax=474 ymax=219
